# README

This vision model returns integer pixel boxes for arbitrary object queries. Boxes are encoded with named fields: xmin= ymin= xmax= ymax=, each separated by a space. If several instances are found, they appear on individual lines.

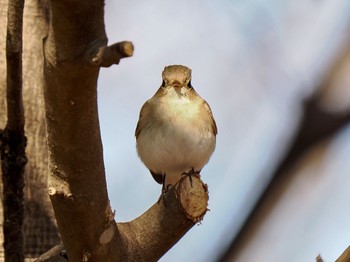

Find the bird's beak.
xmin=171 ymin=80 xmax=182 ymax=88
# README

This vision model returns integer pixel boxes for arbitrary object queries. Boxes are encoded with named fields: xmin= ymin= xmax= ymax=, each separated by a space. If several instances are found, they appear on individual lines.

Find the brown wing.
xmin=135 ymin=88 xmax=164 ymax=138
xmin=135 ymin=100 xmax=149 ymax=138
xmin=136 ymin=102 xmax=163 ymax=185
xmin=150 ymin=170 xmax=164 ymax=184
xmin=204 ymin=100 xmax=218 ymax=135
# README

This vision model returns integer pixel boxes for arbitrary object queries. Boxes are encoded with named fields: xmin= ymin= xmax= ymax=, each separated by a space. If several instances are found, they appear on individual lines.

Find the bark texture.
xmin=0 ymin=0 xmax=61 ymax=260
xmin=1 ymin=0 xmax=26 ymax=260
xmin=43 ymin=2 xmax=208 ymax=260
xmin=43 ymin=2 xmax=111 ymax=261
xmin=1 ymin=0 xmax=208 ymax=260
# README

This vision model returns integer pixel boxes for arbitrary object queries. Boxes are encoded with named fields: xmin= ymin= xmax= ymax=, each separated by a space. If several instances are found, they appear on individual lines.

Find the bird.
xmin=135 ymin=65 xmax=217 ymax=193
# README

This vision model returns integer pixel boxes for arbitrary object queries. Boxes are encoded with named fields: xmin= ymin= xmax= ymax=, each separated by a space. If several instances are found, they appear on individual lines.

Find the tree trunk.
xmin=0 ymin=0 xmax=60 ymax=259
xmin=1 ymin=1 xmax=209 ymax=260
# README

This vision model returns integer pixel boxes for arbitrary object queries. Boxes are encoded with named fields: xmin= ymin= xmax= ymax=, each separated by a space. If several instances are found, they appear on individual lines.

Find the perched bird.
xmin=135 ymin=65 xmax=217 ymax=192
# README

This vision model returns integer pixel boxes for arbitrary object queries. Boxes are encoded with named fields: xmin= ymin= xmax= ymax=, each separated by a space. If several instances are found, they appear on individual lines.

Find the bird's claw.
xmin=157 ymin=184 xmax=172 ymax=206
xmin=181 ymin=167 xmax=200 ymax=187
xmin=157 ymin=174 xmax=172 ymax=206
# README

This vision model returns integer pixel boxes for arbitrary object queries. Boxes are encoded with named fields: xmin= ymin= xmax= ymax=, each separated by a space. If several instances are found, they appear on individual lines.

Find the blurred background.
xmin=97 ymin=1 xmax=350 ymax=261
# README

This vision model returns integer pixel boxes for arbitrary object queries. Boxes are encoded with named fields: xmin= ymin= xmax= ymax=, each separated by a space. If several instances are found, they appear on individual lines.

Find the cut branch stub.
xmin=117 ymin=175 xmax=209 ymax=261
xmin=176 ymin=174 xmax=209 ymax=222
xmin=91 ymin=41 xmax=134 ymax=67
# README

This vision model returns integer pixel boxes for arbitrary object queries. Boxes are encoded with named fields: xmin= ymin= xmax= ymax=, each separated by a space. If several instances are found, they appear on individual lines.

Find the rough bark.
xmin=43 ymin=1 xmax=209 ymax=261
xmin=43 ymin=2 xmax=111 ymax=261
xmin=1 ymin=0 xmax=26 ymax=260
xmin=21 ymin=1 xmax=61 ymax=257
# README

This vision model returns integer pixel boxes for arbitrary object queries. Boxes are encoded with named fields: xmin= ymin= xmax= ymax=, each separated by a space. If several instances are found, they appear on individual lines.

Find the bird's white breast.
xmin=136 ymin=88 xmax=216 ymax=185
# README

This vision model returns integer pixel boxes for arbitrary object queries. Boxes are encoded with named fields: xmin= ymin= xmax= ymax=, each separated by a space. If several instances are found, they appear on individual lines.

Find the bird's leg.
xmin=157 ymin=174 xmax=172 ymax=206
xmin=161 ymin=173 xmax=167 ymax=194
xmin=181 ymin=167 xmax=200 ymax=187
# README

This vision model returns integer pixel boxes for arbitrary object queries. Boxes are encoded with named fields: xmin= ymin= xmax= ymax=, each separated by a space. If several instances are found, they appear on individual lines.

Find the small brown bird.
xmin=135 ymin=65 xmax=217 ymax=191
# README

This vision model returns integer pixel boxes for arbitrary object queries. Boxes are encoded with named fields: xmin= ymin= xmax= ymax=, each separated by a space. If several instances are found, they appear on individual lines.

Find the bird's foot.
xmin=157 ymin=184 xmax=172 ymax=206
xmin=181 ymin=168 xmax=200 ymax=187
xmin=157 ymin=174 xmax=172 ymax=206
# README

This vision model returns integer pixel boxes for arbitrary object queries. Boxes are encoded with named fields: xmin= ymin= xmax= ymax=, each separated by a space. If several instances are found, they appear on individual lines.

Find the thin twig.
xmin=34 ymin=244 xmax=67 ymax=262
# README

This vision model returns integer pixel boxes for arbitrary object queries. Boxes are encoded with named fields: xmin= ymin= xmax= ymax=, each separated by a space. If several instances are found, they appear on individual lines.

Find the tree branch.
xmin=118 ymin=175 xmax=208 ymax=261
xmin=0 ymin=0 xmax=27 ymax=261
xmin=42 ymin=1 xmax=208 ymax=261
xmin=38 ymin=176 xmax=208 ymax=261
xmin=43 ymin=2 xmax=111 ymax=259
xmin=336 ymin=245 xmax=350 ymax=262
xmin=91 ymin=41 xmax=134 ymax=67
xmin=33 ymin=243 xmax=67 ymax=262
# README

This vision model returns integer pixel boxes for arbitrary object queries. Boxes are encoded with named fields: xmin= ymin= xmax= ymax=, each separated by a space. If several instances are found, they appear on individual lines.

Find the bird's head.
xmin=161 ymin=65 xmax=192 ymax=90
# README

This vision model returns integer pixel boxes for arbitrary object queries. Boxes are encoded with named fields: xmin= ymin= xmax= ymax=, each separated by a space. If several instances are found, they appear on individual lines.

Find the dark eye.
xmin=161 ymin=80 xmax=165 ymax=87
xmin=187 ymin=81 xmax=193 ymax=89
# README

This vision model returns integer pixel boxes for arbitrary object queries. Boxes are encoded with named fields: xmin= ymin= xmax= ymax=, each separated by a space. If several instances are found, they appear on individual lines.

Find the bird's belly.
xmin=137 ymin=121 xmax=215 ymax=175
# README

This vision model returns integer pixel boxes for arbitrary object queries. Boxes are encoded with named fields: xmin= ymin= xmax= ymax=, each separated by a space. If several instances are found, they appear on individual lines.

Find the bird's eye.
xmin=161 ymin=80 xmax=165 ymax=87
xmin=187 ymin=81 xmax=193 ymax=89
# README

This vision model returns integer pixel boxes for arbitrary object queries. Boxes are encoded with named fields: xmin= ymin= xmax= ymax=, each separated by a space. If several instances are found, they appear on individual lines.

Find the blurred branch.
xmin=219 ymin=95 xmax=350 ymax=262
xmin=219 ymin=38 xmax=350 ymax=262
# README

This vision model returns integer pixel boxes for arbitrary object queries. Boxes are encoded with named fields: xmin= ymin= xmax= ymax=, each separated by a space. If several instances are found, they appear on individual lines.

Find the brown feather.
xmin=204 ymin=100 xmax=218 ymax=135
xmin=150 ymin=170 xmax=163 ymax=184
